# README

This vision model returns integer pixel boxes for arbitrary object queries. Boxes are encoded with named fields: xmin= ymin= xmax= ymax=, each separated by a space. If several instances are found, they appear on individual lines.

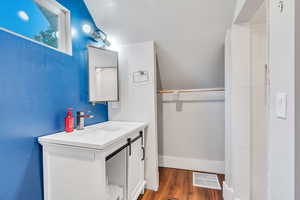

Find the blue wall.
xmin=0 ymin=1 xmax=108 ymax=199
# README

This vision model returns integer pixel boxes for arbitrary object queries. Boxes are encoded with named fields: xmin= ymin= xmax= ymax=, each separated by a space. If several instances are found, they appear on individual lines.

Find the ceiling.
xmin=84 ymin=0 xmax=236 ymax=89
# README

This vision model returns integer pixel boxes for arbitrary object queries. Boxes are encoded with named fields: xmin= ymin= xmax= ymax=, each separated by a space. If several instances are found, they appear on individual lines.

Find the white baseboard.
xmin=132 ymin=181 xmax=146 ymax=200
xmin=222 ymin=181 xmax=241 ymax=200
xmin=145 ymin=182 xmax=159 ymax=192
xmin=158 ymin=155 xmax=224 ymax=174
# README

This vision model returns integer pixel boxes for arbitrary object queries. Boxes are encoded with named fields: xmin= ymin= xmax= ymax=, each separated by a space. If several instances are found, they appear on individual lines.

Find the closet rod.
xmin=158 ymin=88 xmax=225 ymax=94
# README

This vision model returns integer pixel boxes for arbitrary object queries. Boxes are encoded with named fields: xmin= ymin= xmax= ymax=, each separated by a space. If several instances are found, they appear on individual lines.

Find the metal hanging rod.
xmin=158 ymin=88 xmax=225 ymax=94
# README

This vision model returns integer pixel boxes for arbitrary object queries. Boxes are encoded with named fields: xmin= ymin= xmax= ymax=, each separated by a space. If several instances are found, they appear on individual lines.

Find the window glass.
xmin=0 ymin=0 xmax=70 ymax=53
xmin=33 ymin=4 xmax=59 ymax=48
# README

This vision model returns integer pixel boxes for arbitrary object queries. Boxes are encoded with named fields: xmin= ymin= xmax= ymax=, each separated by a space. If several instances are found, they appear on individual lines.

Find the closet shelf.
xmin=158 ymin=88 xmax=225 ymax=94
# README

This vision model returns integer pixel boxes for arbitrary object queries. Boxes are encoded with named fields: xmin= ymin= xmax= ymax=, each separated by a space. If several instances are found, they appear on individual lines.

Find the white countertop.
xmin=38 ymin=121 xmax=147 ymax=150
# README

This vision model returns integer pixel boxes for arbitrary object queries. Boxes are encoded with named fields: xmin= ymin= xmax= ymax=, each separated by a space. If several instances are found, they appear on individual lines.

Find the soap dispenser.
xmin=65 ymin=108 xmax=74 ymax=133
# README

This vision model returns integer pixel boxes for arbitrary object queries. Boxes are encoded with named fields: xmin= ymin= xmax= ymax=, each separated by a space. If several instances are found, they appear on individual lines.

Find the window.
xmin=33 ymin=0 xmax=71 ymax=54
xmin=0 ymin=0 xmax=72 ymax=55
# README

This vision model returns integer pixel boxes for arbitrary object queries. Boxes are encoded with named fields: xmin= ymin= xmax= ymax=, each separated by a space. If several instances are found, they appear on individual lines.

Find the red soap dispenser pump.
xmin=65 ymin=108 xmax=74 ymax=133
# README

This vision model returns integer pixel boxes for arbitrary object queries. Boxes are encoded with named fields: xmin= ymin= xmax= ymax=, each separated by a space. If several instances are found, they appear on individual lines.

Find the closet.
xmin=157 ymin=88 xmax=225 ymax=174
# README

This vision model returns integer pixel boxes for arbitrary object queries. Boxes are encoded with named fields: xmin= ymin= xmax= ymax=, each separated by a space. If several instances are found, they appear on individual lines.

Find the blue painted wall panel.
xmin=0 ymin=1 xmax=108 ymax=199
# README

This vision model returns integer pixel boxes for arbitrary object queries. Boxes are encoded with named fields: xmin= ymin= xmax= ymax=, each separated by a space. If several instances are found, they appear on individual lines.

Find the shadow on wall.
xmin=15 ymin=140 xmax=43 ymax=200
xmin=156 ymin=54 xmax=165 ymax=155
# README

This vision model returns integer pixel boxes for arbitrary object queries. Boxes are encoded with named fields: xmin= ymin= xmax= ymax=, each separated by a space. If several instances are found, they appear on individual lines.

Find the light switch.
xmin=276 ymin=93 xmax=287 ymax=119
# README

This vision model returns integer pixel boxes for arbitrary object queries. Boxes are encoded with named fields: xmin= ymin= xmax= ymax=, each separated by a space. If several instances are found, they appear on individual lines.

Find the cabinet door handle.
xmin=141 ymin=147 xmax=145 ymax=161
xmin=127 ymin=138 xmax=132 ymax=156
xmin=140 ymin=131 xmax=144 ymax=145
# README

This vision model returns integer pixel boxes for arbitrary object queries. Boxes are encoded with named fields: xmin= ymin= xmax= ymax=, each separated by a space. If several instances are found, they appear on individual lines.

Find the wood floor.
xmin=138 ymin=168 xmax=224 ymax=200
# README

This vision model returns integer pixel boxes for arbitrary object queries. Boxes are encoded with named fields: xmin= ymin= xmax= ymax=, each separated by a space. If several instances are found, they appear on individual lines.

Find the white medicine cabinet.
xmin=88 ymin=46 xmax=119 ymax=104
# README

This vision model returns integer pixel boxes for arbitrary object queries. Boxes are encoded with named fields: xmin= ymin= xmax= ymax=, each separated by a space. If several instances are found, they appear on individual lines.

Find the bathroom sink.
xmin=38 ymin=121 xmax=147 ymax=200
xmin=100 ymin=125 xmax=123 ymax=132
xmin=38 ymin=121 xmax=147 ymax=150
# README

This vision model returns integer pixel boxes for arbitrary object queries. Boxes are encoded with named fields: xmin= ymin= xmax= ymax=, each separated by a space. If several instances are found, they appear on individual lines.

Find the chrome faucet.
xmin=77 ymin=111 xmax=94 ymax=130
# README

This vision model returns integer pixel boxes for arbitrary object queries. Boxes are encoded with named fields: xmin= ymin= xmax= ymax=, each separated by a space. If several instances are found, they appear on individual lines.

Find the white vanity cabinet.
xmin=38 ymin=121 xmax=147 ymax=200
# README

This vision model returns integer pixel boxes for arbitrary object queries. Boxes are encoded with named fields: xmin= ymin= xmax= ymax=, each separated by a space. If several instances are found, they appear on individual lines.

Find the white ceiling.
xmin=84 ymin=0 xmax=236 ymax=89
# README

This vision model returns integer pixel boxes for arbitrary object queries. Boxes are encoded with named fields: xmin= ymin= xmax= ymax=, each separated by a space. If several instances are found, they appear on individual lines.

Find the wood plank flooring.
xmin=138 ymin=168 xmax=224 ymax=200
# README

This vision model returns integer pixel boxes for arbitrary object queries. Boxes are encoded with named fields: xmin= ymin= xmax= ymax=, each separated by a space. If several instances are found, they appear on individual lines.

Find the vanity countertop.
xmin=38 ymin=121 xmax=147 ymax=150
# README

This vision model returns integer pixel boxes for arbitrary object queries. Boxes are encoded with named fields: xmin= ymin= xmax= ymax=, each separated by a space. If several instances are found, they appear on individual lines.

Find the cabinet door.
xmin=127 ymin=133 xmax=145 ymax=200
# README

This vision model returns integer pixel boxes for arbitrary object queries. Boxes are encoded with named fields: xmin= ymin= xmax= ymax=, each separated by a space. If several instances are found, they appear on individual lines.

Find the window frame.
xmin=34 ymin=0 xmax=72 ymax=55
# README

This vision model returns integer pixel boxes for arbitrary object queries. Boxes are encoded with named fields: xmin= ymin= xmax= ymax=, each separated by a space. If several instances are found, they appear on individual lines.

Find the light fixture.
xmin=82 ymin=24 xmax=92 ymax=34
xmin=17 ymin=11 xmax=29 ymax=22
xmin=82 ymin=24 xmax=111 ymax=47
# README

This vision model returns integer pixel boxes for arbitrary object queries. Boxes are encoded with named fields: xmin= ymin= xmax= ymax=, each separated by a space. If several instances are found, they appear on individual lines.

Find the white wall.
xmin=225 ymin=25 xmax=251 ymax=200
xmin=296 ymin=1 xmax=300 ymax=199
xmin=84 ymin=0 xmax=236 ymax=89
xmin=108 ymin=41 xmax=159 ymax=191
xmin=250 ymin=22 xmax=268 ymax=200
xmin=158 ymin=91 xmax=225 ymax=174
xmin=228 ymin=1 xmax=297 ymax=199
xmin=225 ymin=3 xmax=269 ymax=200
xmin=224 ymin=20 xmax=268 ymax=200
xmin=268 ymin=0 xmax=295 ymax=199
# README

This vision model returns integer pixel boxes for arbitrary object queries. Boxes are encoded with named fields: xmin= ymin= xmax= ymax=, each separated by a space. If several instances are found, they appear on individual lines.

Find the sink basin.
xmin=100 ymin=125 xmax=123 ymax=132
xmin=38 ymin=121 xmax=147 ymax=150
